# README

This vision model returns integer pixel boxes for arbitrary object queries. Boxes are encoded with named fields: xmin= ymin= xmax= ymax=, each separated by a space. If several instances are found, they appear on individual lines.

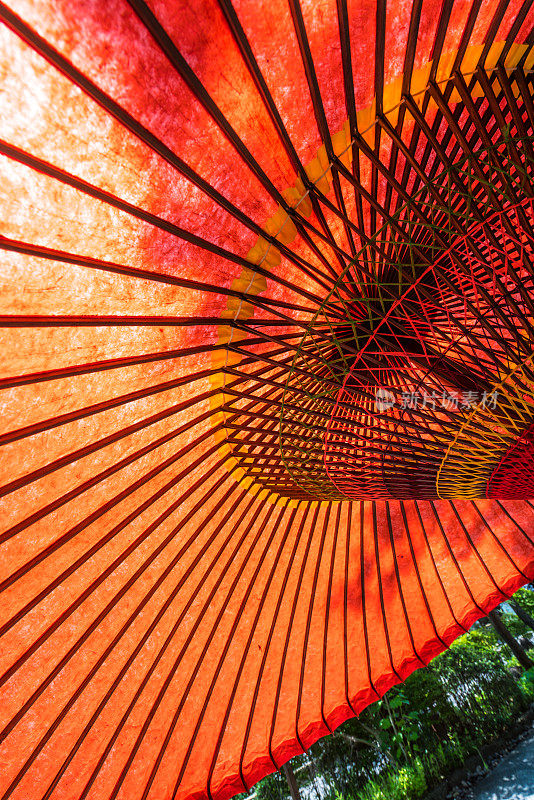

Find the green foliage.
xmin=253 ymin=771 xmax=288 ymax=800
xmin=353 ymin=759 xmax=426 ymax=800
xmin=518 ymin=666 xmax=534 ymax=699
xmin=514 ymin=586 xmax=534 ymax=616
xmin=249 ymin=589 xmax=534 ymax=800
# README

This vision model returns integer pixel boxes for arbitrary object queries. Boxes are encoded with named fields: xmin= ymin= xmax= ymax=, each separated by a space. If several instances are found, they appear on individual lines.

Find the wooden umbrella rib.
xmin=450 ymin=0 xmax=484 ymax=78
xmin=358 ymin=503 xmax=380 ymax=701
xmin=82 ymin=490 xmax=270 ymax=800
xmin=342 ymin=503 xmax=354 ymax=710
xmin=204 ymin=498 xmax=296 ymax=796
xmin=495 ymin=502 xmax=534 ymax=549
xmin=287 ymin=0 xmax=357 ymax=258
xmin=126 ymin=0 xmax=346 ymax=284
xmin=371 ymin=501 xmax=404 ymax=683
xmin=401 ymin=0 xmax=423 ymax=98
xmin=0 ymin=449 xmax=232 ymax=716
xmin=267 ymin=502 xmax=323 ymax=765
xmin=0 ymin=231 xmax=326 ymax=314
xmin=374 ymin=0 xmax=387 ymax=116
xmin=0 ymin=315 xmax=309 ymax=327
xmin=0 ymin=400 xmax=215 ymax=501
xmin=218 ymin=0 xmax=354 ymax=280
xmin=428 ymin=501 xmax=488 ymax=618
xmin=0 ymin=434 xmax=223 ymax=617
xmin=0 ymin=3 xmax=341 ymax=294
xmin=478 ymin=0 xmax=513 ymax=67
xmin=398 ymin=502 xmax=448 ymax=649
xmin=413 ymin=502 xmax=468 ymax=633
xmin=216 ymin=0 xmax=307 ymax=177
xmin=384 ymin=502 xmax=427 ymax=667
xmin=3 ymin=481 xmax=256 ymax=800
xmin=335 ymin=0 xmax=367 ymax=238
xmin=232 ymin=503 xmax=303 ymax=788
xmin=108 ymin=499 xmax=280 ymax=800
xmin=469 ymin=500 xmax=530 ymax=578
xmin=316 ymin=503 xmax=347 ymax=733
xmin=380 ymin=105 xmax=406 ymax=236
xmin=0 ymin=346 xmax=225 ymax=390
xmin=494 ymin=0 xmax=534 ymax=66
xmin=428 ymin=0 xmax=455 ymax=83
xmin=2 ymin=479 xmax=264 ymax=800
xmin=0 ymin=370 xmax=219 ymax=448
xmin=37 ymin=487 xmax=262 ymax=800
xmin=449 ymin=502 xmax=511 ymax=599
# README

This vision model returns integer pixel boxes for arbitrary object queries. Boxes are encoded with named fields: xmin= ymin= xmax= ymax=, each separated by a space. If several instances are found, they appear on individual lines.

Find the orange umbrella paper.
xmin=1 ymin=1 xmax=534 ymax=799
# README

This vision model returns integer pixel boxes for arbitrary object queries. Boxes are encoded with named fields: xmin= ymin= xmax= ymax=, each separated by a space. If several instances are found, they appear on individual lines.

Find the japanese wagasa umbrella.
xmin=2 ymin=0 xmax=534 ymax=798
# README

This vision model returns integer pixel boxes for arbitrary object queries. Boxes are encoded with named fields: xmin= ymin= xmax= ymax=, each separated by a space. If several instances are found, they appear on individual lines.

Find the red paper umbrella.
xmin=2 ymin=1 xmax=534 ymax=799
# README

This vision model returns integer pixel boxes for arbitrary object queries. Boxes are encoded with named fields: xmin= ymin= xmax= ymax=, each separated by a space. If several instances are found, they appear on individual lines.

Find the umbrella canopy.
xmin=2 ymin=1 xmax=534 ymax=799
